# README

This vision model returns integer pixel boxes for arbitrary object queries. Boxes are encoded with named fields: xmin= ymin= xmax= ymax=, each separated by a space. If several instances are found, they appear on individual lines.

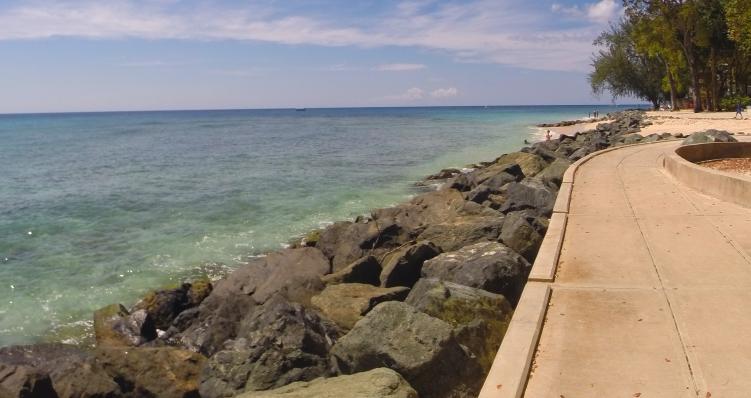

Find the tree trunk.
xmin=691 ymin=69 xmax=703 ymax=113
xmin=710 ymin=48 xmax=718 ymax=112
xmin=663 ymin=58 xmax=679 ymax=111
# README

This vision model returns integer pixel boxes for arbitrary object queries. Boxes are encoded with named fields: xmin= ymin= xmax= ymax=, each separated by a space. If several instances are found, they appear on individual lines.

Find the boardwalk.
xmin=486 ymin=139 xmax=751 ymax=397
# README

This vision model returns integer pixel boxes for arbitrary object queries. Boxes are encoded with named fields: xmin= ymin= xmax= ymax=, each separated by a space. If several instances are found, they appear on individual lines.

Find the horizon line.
xmin=0 ymin=103 xmax=649 ymax=117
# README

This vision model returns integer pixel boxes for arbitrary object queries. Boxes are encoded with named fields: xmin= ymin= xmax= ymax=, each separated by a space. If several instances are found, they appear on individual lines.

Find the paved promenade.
xmin=524 ymin=140 xmax=751 ymax=397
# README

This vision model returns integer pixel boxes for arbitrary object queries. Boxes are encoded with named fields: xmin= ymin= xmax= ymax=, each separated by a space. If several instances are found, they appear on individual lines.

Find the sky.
xmin=0 ymin=0 xmax=632 ymax=113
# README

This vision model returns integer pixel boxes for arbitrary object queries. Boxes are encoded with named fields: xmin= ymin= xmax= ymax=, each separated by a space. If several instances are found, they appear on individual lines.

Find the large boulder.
xmin=238 ymin=368 xmax=417 ymax=398
xmin=406 ymin=278 xmax=513 ymax=372
xmin=379 ymin=241 xmax=441 ymax=288
xmin=199 ymin=294 xmax=340 ymax=397
xmin=416 ymin=215 xmax=504 ymax=252
xmin=311 ymin=283 xmax=410 ymax=330
xmin=321 ymin=256 xmax=382 ymax=286
xmin=535 ymin=158 xmax=571 ymax=188
xmin=95 ymin=346 xmax=205 ymax=398
xmin=0 ymin=365 xmax=57 ymax=398
xmin=682 ymin=129 xmax=737 ymax=145
xmin=498 ymin=178 xmax=557 ymax=217
xmin=492 ymin=152 xmax=547 ymax=177
xmin=93 ymin=303 xmax=156 ymax=347
xmin=216 ymin=247 xmax=330 ymax=306
xmin=331 ymin=302 xmax=482 ymax=398
xmin=421 ymin=241 xmax=531 ymax=306
xmin=132 ymin=279 xmax=213 ymax=330
xmin=499 ymin=210 xmax=549 ymax=262
xmin=317 ymin=220 xmax=407 ymax=272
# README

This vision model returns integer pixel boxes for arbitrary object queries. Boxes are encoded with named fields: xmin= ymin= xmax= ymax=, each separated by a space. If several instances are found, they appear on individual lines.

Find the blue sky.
xmin=0 ymin=0 xmax=630 ymax=113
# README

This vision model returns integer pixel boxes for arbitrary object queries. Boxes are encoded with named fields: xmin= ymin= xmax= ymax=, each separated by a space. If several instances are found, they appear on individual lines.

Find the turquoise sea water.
xmin=0 ymin=105 xmax=631 ymax=345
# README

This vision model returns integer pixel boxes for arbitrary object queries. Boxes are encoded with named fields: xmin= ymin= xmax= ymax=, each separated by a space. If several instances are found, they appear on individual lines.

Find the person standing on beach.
xmin=736 ymin=102 xmax=744 ymax=119
xmin=545 ymin=130 xmax=552 ymax=141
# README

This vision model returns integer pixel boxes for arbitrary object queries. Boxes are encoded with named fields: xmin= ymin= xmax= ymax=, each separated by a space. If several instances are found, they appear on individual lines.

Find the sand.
xmin=699 ymin=158 xmax=751 ymax=177
xmin=641 ymin=109 xmax=750 ymax=136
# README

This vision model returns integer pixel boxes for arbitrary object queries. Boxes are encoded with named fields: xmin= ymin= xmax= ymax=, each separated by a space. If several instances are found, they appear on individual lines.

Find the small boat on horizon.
xmin=295 ymin=108 xmax=307 ymax=111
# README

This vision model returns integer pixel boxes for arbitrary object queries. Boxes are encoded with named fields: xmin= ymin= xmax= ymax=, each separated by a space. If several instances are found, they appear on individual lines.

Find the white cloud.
xmin=385 ymin=87 xmax=425 ymax=101
xmin=431 ymin=87 xmax=459 ymax=98
xmin=551 ymin=0 xmax=622 ymax=24
xmin=0 ymin=0 xmax=621 ymax=72
xmin=374 ymin=63 xmax=426 ymax=72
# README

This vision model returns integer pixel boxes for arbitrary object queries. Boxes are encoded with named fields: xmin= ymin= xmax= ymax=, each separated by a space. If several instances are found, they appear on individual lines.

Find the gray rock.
xmin=132 ymin=280 xmax=213 ymax=330
xmin=682 ymin=129 xmax=738 ymax=145
xmin=380 ymin=241 xmax=441 ymax=288
xmin=642 ymin=133 xmax=662 ymax=143
xmin=499 ymin=210 xmax=549 ymax=262
xmin=535 ymin=158 xmax=571 ymax=187
xmin=238 ymin=368 xmax=417 ymax=398
xmin=199 ymin=294 xmax=340 ymax=397
xmin=312 ymin=283 xmax=409 ymax=330
xmin=498 ymin=178 xmax=557 ymax=217
xmin=421 ymin=241 xmax=531 ymax=306
xmin=331 ymin=302 xmax=482 ymax=398
xmin=93 ymin=303 xmax=156 ymax=347
xmin=620 ymin=133 xmax=643 ymax=145
xmin=416 ymin=215 xmax=504 ymax=252
xmin=406 ymin=278 xmax=513 ymax=372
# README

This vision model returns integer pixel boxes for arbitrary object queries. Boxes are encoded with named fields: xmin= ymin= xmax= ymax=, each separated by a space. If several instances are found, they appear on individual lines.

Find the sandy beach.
xmin=542 ymin=109 xmax=751 ymax=139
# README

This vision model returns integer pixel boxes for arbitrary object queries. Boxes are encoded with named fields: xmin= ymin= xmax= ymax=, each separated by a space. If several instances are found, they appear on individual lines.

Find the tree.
xmin=589 ymin=22 xmax=666 ymax=109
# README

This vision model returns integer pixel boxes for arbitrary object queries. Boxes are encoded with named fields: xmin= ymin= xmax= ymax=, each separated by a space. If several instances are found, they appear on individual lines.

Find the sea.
xmin=0 ymin=105 xmax=633 ymax=346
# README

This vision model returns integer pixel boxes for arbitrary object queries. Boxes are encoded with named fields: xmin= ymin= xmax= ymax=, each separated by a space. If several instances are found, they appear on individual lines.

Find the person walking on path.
xmin=736 ymin=102 xmax=744 ymax=119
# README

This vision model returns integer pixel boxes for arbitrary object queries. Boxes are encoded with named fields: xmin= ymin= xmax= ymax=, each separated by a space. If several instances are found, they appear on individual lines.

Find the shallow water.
xmin=0 ymin=105 xmax=629 ymax=345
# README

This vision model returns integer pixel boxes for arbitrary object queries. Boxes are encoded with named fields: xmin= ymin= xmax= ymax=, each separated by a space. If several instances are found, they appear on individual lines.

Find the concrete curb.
xmin=478 ymin=282 xmax=550 ymax=398
xmin=479 ymin=138 xmax=680 ymax=398
xmin=664 ymin=142 xmax=751 ymax=209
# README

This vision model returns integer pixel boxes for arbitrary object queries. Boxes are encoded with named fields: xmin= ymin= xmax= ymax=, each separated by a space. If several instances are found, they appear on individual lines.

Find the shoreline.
xmin=3 ymin=109 xmax=734 ymax=398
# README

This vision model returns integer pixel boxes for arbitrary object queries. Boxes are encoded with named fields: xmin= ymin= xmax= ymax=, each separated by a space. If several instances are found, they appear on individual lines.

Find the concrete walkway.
xmin=524 ymin=140 xmax=751 ymax=397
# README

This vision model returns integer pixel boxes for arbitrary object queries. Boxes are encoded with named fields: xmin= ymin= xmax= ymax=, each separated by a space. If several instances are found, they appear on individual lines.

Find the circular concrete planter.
xmin=663 ymin=142 xmax=751 ymax=209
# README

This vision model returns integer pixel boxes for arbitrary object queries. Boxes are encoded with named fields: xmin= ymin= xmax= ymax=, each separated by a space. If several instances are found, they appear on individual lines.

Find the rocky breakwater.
xmin=0 ymin=110 xmax=661 ymax=398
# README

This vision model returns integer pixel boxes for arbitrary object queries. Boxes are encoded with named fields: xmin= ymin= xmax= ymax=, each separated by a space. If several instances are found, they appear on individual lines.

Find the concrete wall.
xmin=664 ymin=142 xmax=751 ymax=209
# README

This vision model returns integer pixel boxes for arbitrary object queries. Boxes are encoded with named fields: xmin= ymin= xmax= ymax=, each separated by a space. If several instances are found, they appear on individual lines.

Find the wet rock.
xmin=312 ymin=283 xmax=410 ymax=330
xmin=238 ymin=368 xmax=417 ymax=398
xmin=421 ymin=241 xmax=531 ymax=306
xmin=0 ymin=365 xmax=57 ymax=398
xmin=682 ymin=129 xmax=738 ymax=145
xmin=199 ymin=295 xmax=340 ymax=397
xmin=499 ymin=210 xmax=549 ymax=262
xmin=331 ymin=301 xmax=482 ymax=398
xmin=380 ymin=241 xmax=441 ymax=288
xmin=406 ymin=278 xmax=513 ymax=372
xmin=132 ymin=280 xmax=213 ymax=331
xmin=425 ymin=168 xmax=462 ymax=181
xmin=498 ymin=178 xmax=557 ymax=217
xmin=93 ymin=304 xmax=156 ymax=347
xmin=321 ymin=255 xmax=382 ymax=286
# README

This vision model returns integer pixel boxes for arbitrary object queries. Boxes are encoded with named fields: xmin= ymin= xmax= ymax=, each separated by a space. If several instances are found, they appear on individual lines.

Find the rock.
xmin=96 ymin=346 xmax=205 ymax=398
xmin=446 ymin=172 xmax=478 ymax=191
xmin=682 ymin=129 xmax=738 ymax=145
xmin=0 ymin=344 xmax=119 ymax=398
xmin=199 ymin=294 xmax=340 ymax=397
xmin=568 ymin=146 xmax=591 ymax=161
xmin=642 ymin=133 xmax=662 ymax=143
xmin=302 ymin=229 xmax=322 ymax=247
xmin=620 ymin=133 xmax=643 ymax=145
xmin=237 ymin=368 xmax=417 ymax=398
xmin=492 ymin=152 xmax=547 ymax=177
xmin=416 ymin=215 xmax=504 ymax=252
xmin=498 ymin=178 xmax=557 ymax=217
xmin=0 ymin=365 xmax=57 ymax=398
xmin=321 ymin=255 xmax=382 ymax=286
xmin=499 ymin=210 xmax=549 ymax=262
xmin=406 ymin=278 xmax=513 ymax=372
xmin=133 ymin=280 xmax=213 ymax=331
xmin=331 ymin=302 xmax=482 ymax=398
xmin=535 ymin=158 xmax=571 ymax=187
xmin=421 ymin=241 xmax=531 ymax=306
xmin=380 ymin=241 xmax=441 ymax=288
xmin=218 ymin=247 xmax=330 ymax=306
xmin=311 ymin=283 xmax=410 ymax=330
xmin=317 ymin=220 xmax=408 ymax=271
xmin=425 ymin=168 xmax=462 ymax=181
xmin=93 ymin=303 xmax=156 ymax=347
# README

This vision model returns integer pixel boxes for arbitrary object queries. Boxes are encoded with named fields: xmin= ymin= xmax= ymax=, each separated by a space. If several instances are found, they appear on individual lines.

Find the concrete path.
xmin=524 ymin=140 xmax=751 ymax=397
